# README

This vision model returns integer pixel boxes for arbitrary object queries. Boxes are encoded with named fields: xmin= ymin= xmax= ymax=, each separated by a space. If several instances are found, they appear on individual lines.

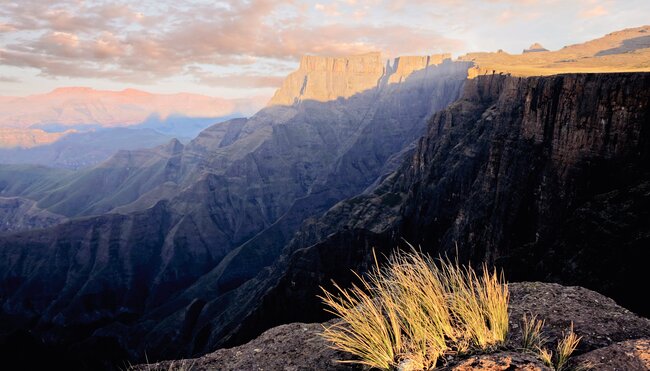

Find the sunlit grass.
xmin=124 ymin=357 xmax=197 ymax=371
xmin=538 ymin=346 xmax=554 ymax=368
xmin=555 ymin=323 xmax=581 ymax=371
xmin=530 ymin=321 xmax=581 ymax=371
xmin=521 ymin=313 xmax=546 ymax=351
xmin=319 ymin=248 xmax=509 ymax=370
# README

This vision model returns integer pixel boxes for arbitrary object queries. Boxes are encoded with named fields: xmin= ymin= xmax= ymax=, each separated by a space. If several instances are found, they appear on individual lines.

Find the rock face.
xmin=269 ymin=53 xmax=386 ymax=106
xmin=387 ymin=54 xmax=452 ymax=84
xmin=572 ymin=339 xmax=650 ymax=371
xmin=0 ymin=55 xmax=470 ymax=368
xmin=268 ymin=52 xmax=453 ymax=105
xmin=214 ymin=72 xmax=650 ymax=354
xmin=135 ymin=282 xmax=650 ymax=371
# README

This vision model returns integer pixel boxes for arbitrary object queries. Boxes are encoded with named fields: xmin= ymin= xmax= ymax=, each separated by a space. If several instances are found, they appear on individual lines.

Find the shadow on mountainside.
xmin=595 ymin=35 xmax=650 ymax=56
xmin=0 ymin=60 xmax=473 ymax=370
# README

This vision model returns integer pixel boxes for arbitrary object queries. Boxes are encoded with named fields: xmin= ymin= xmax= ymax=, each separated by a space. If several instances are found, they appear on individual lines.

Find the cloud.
xmin=314 ymin=3 xmax=341 ymax=16
xmin=0 ymin=0 xmax=462 ymax=84
xmin=0 ymin=0 xmax=645 ymax=92
xmin=192 ymin=72 xmax=286 ymax=88
xmin=581 ymin=5 xmax=608 ymax=18
xmin=0 ymin=75 xmax=20 ymax=83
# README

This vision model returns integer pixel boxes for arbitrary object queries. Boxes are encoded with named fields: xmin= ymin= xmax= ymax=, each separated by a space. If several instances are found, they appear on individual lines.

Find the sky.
xmin=1 ymin=0 xmax=649 ymax=98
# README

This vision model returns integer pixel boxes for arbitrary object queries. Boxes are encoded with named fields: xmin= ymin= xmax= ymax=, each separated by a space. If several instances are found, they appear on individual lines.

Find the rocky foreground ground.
xmin=138 ymin=282 xmax=650 ymax=370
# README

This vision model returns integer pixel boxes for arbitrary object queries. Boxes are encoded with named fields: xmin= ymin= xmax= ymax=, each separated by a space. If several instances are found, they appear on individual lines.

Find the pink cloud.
xmin=581 ymin=5 xmax=608 ymax=18
xmin=0 ymin=0 xmax=463 ymax=84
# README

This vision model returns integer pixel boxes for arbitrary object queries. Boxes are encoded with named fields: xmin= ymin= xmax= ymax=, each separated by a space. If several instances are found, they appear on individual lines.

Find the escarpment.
xmin=268 ymin=52 xmax=453 ymax=106
xmin=214 ymin=72 xmax=650 ymax=352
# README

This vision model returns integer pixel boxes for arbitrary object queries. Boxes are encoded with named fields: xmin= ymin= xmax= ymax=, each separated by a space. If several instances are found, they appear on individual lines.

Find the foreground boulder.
xmin=572 ymin=339 xmax=650 ymax=371
xmin=138 ymin=282 xmax=650 ymax=370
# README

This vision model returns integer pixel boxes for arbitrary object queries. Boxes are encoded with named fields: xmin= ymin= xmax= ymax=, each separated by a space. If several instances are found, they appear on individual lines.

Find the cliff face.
xmin=0 ymin=55 xmax=470 ymax=368
xmin=268 ymin=52 xmax=453 ymax=105
xmin=387 ymin=54 xmax=452 ymax=84
xmin=269 ymin=53 xmax=385 ymax=106
xmin=218 ymin=72 xmax=650 ymax=351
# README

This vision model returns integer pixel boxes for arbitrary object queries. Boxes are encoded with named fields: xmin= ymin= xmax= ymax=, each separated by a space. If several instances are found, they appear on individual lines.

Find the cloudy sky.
xmin=1 ymin=0 xmax=648 ymax=98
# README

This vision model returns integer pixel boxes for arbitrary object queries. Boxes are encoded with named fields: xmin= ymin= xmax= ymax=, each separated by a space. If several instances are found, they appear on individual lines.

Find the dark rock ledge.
xmin=137 ymin=282 xmax=650 ymax=370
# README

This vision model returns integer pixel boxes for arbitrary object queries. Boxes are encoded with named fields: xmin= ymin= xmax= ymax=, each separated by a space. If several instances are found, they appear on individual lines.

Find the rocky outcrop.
xmin=135 ymin=282 xmax=650 ymax=371
xmin=572 ymin=339 xmax=650 ymax=370
xmin=0 ymin=56 xmax=470 ymax=368
xmin=135 ymin=321 xmax=356 ymax=371
xmin=523 ymin=43 xmax=548 ymax=53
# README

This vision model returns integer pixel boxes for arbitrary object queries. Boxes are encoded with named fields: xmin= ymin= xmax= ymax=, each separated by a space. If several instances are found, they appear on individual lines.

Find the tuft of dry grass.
xmin=555 ymin=323 xmax=581 ymax=371
xmin=538 ymin=346 xmax=554 ymax=368
xmin=124 ymin=357 xmax=197 ymax=371
xmin=521 ymin=313 xmax=546 ymax=351
xmin=320 ymin=277 xmax=399 ymax=369
xmin=530 ymin=321 xmax=581 ymax=371
xmin=319 ymin=248 xmax=509 ymax=370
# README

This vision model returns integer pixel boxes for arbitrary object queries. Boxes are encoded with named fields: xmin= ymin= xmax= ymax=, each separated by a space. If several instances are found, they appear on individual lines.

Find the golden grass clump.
xmin=532 ymin=321 xmax=581 ymax=371
xmin=319 ymin=248 xmax=509 ymax=370
xmin=521 ymin=313 xmax=546 ymax=351
xmin=555 ymin=323 xmax=581 ymax=371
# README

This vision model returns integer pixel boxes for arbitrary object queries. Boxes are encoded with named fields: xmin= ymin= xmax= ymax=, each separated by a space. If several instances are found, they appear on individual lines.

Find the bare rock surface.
xmin=572 ymin=338 xmax=650 ymax=371
xmin=139 ymin=322 xmax=357 ymax=371
xmin=137 ymin=282 xmax=650 ymax=370
xmin=443 ymin=352 xmax=550 ymax=371
xmin=507 ymin=282 xmax=650 ymax=352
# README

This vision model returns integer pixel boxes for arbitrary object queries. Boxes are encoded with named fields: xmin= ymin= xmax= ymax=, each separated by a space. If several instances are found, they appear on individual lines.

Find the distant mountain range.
xmin=0 ymin=88 xmax=267 ymax=168
xmin=0 ymin=87 xmax=265 ymax=130
xmin=0 ymin=115 xmax=242 ymax=169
